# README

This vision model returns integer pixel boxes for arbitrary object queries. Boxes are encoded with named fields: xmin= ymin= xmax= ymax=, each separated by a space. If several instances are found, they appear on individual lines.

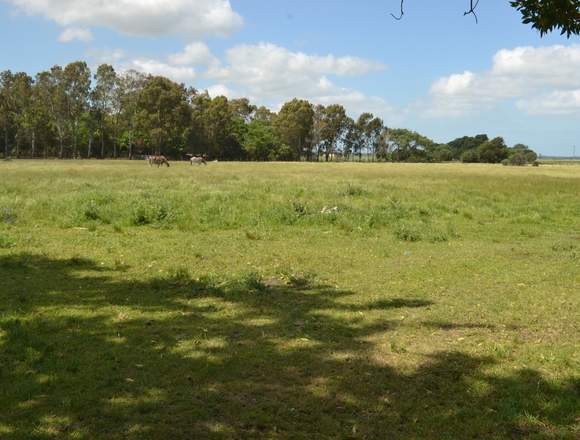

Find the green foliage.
xmin=0 ymin=233 xmax=15 ymax=248
xmin=388 ymin=128 xmax=436 ymax=162
xmin=274 ymin=99 xmax=314 ymax=160
xmin=477 ymin=137 xmax=509 ymax=163
xmin=0 ymin=63 xmax=539 ymax=164
xmin=511 ymin=0 xmax=580 ymax=37
xmin=510 ymin=152 xmax=528 ymax=166
xmin=242 ymin=120 xmax=281 ymax=161
xmin=461 ymin=148 xmax=480 ymax=163
xmin=448 ymin=134 xmax=488 ymax=159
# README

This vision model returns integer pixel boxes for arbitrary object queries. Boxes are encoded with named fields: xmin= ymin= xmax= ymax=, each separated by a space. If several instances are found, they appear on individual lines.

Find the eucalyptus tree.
xmin=314 ymin=104 xmax=349 ymax=162
xmin=91 ymin=64 xmax=117 ymax=158
xmin=229 ymin=98 xmax=256 ymax=123
xmin=63 ymin=61 xmax=91 ymax=158
xmin=356 ymin=113 xmax=384 ymax=161
xmin=0 ymin=71 xmax=15 ymax=157
xmin=11 ymin=72 xmax=34 ymax=157
xmin=136 ymin=75 xmax=191 ymax=156
xmin=388 ymin=128 xmax=436 ymax=162
xmin=117 ymin=70 xmax=146 ymax=158
xmin=254 ymin=106 xmax=275 ymax=123
xmin=274 ymin=99 xmax=315 ymax=160
xmin=202 ymin=95 xmax=243 ymax=159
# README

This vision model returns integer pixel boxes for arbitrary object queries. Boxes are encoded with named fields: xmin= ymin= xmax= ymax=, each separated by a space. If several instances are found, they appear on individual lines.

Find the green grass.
xmin=1 ymin=160 xmax=579 ymax=439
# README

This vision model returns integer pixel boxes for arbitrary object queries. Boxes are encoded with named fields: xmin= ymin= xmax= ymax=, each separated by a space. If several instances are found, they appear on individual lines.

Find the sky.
xmin=0 ymin=0 xmax=579 ymax=156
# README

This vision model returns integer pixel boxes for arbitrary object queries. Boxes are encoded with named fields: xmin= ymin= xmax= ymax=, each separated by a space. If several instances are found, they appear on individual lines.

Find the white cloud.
xmin=7 ymin=0 xmax=242 ymax=37
xmin=87 ymin=41 xmax=396 ymax=122
xmin=58 ymin=27 xmax=93 ymax=43
xmin=424 ymin=44 xmax=580 ymax=117
xmin=200 ymin=42 xmax=395 ymax=121
xmin=86 ymin=48 xmax=127 ymax=65
xmin=126 ymin=59 xmax=196 ymax=82
xmin=517 ymin=89 xmax=580 ymax=115
xmin=206 ymin=84 xmax=235 ymax=98
xmin=216 ymin=43 xmax=385 ymax=82
xmin=168 ymin=42 xmax=219 ymax=66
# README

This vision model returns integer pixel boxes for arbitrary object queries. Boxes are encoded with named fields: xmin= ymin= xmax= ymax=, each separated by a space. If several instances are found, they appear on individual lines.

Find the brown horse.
xmin=147 ymin=155 xmax=170 ymax=167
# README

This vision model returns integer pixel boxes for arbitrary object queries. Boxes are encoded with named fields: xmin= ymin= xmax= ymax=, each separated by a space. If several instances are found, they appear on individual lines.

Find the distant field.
xmin=1 ymin=160 xmax=579 ymax=439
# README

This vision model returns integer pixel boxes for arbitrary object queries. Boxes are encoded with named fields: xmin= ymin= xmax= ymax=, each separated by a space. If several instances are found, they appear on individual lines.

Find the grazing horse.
xmin=190 ymin=155 xmax=207 ymax=166
xmin=187 ymin=153 xmax=208 ymax=166
xmin=148 ymin=155 xmax=170 ymax=167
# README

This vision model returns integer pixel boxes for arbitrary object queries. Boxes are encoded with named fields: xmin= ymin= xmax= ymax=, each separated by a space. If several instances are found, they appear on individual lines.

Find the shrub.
xmin=0 ymin=207 xmax=16 ymax=224
xmin=394 ymin=223 xmax=422 ymax=242
xmin=461 ymin=149 xmax=480 ymax=163
xmin=241 ymin=272 xmax=267 ymax=292
xmin=509 ymin=153 xmax=528 ymax=166
xmin=0 ymin=234 xmax=15 ymax=249
xmin=130 ymin=200 xmax=175 ymax=226
xmin=340 ymin=183 xmax=366 ymax=197
xmin=525 ymin=151 xmax=538 ymax=162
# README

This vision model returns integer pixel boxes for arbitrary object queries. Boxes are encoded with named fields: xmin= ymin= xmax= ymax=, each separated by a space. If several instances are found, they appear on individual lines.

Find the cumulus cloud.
xmin=200 ymin=42 xmax=395 ymax=121
xmin=125 ymin=59 xmax=196 ymax=82
xmin=168 ymin=42 xmax=219 ymax=66
xmin=87 ymin=48 xmax=127 ymax=65
xmin=7 ymin=0 xmax=243 ymax=37
xmin=87 ymin=40 xmax=396 ymax=121
xmin=517 ymin=90 xmax=580 ymax=115
xmin=424 ymin=44 xmax=580 ymax=117
xmin=213 ymin=43 xmax=386 ymax=82
xmin=206 ymin=83 xmax=235 ymax=98
xmin=58 ymin=27 xmax=93 ymax=43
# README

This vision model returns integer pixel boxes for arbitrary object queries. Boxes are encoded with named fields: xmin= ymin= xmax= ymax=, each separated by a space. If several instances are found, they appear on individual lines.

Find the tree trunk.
xmin=15 ymin=134 xmax=20 ymax=158
xmin=4 ymin=129 xmax=8 ymax=158
xmin=88 ymin=135 xmax=93 ymax=158
xmin=31 ymin=131 xmax=36 ymax=158
xmin=73 ymin=119 xmax=78 ymax=159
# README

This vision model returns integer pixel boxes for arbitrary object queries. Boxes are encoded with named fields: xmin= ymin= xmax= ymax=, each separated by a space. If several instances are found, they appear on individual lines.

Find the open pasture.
xmin=0 ymin=160 xmax=579 ymax=439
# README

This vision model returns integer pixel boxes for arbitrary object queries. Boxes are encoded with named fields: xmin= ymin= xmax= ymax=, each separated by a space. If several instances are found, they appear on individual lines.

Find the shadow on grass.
xmin=0 ymin=254 xmax=578 ymax=439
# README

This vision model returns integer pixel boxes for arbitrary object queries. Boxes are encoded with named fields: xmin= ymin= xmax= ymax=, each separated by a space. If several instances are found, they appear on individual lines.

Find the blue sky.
xmin=1 ymin=0 xmax=579 ymax=155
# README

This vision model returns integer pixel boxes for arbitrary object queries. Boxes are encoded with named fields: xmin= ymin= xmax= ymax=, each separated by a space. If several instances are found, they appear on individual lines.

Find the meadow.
xmin=0 ymin=160 xmax=578 ymax=439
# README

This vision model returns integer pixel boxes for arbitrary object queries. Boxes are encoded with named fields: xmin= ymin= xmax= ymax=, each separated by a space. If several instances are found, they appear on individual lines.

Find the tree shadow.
xmin=0 ymin=254 xmax=578 ymax=439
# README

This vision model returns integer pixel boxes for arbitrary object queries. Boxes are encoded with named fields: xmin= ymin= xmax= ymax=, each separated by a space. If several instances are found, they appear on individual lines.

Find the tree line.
xmin=0 ymin=61 xmax=537 ymax=163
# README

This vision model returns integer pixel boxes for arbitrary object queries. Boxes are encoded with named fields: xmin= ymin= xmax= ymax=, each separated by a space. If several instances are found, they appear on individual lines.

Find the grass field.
xmin=1 ymin=160 xmax=579 ymax=439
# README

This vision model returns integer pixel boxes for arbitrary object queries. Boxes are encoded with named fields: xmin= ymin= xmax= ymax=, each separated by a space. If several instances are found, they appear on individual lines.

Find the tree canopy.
xmin=0 ymin=61 xmax=538 ymax=164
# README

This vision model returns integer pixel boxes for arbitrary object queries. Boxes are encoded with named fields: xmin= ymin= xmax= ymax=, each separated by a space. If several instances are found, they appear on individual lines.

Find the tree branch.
xmin=390 ymin=0 xmax=481 ymax=24
xmin=463 ymin=0 xmax=480 ymax=23
xmin=390 ymin=0 xmax=404 ymax=20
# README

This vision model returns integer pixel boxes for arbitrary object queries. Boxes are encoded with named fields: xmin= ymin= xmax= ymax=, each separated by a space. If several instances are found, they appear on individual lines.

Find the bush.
xmin=130 ymin=200 xmax=176 ymax=226
xmin=461 ymin=149 xmax=480 ymax=163
xmin=0 ymin=234 xmax=15 ymax=249
xmin=525 ymin=151 xmax=538 ymax=162
xmin=340 ymin=183 xmax=366 ymax=197
xmin=0 ymin=207 xmax=16 ymax=224
xmin=394 ymin=223 xmax=422 ymax=242
xmin=509 ymin=153 xmax=528 ymax=166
